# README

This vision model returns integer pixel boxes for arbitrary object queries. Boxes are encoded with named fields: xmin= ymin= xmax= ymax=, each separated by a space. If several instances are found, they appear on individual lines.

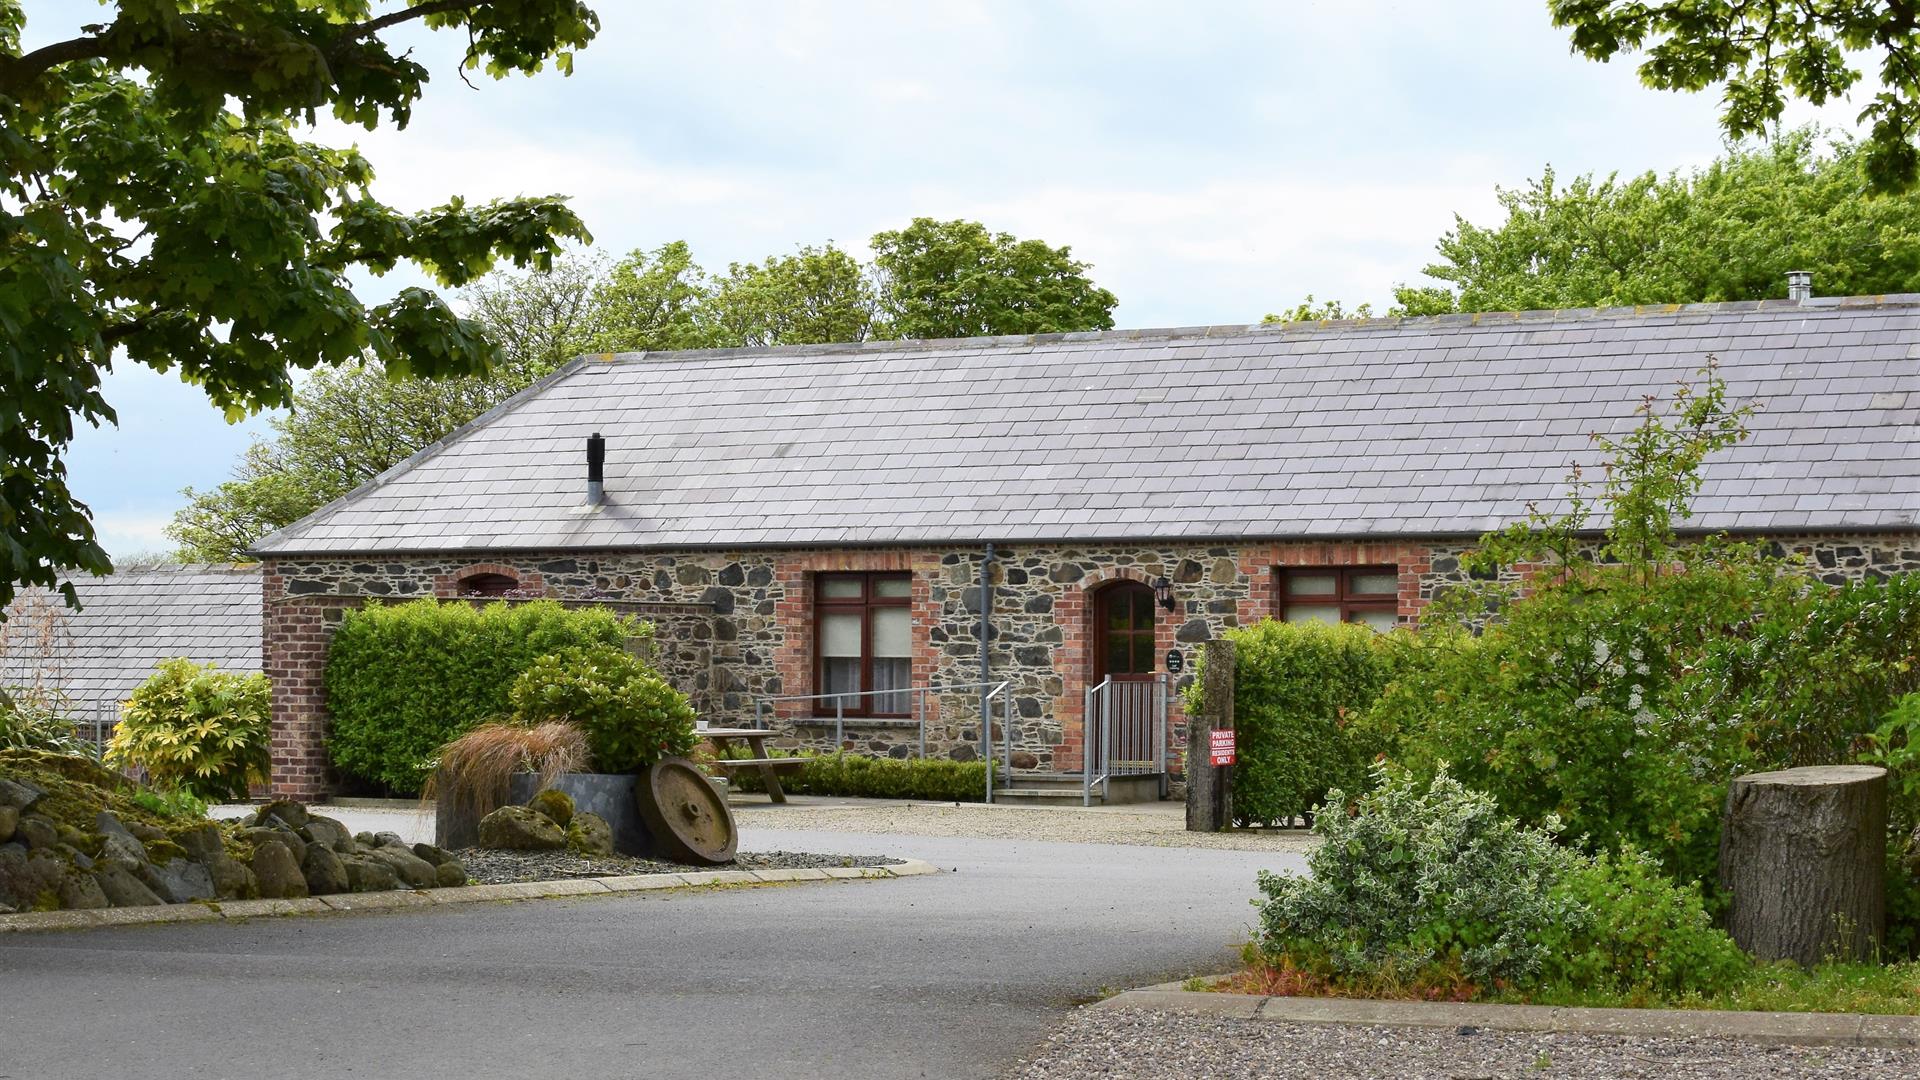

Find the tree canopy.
xmin=2 ymin=0 xmax=600 ymax=609
xmin=1549 ymin=0 xmax=1920 ymax=192
xmin=1393 ymin=131 xmax=1920 ymax=315
xmin=870 ymin=218 xmax=1118 ymax=339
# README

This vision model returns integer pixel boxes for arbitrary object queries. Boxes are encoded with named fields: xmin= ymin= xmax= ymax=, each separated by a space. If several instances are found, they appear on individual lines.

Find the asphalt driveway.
xmin=0 ymin=823 xmax=1305 ymax=1080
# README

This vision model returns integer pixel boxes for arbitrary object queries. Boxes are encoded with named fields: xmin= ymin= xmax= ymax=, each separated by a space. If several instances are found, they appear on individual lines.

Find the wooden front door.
xmin=1095 ymin=581 xmax=1157 ymax=682
xmin=1091 ymin=582 xmax=1162 ymax=774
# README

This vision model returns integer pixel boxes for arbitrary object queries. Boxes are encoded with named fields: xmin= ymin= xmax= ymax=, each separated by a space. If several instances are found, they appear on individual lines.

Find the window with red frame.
xmin=1274 ymin=567 xmax=1400 ymax=631
xmin=815 ymin=572 xmax=912 ymax=716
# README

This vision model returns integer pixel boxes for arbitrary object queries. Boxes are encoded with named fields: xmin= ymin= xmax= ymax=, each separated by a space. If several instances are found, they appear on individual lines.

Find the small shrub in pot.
xmin=507 ymin=644 xmax=698 ymax=774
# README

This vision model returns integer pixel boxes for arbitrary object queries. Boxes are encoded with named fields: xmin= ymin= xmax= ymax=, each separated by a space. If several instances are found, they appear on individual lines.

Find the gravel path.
xmin=453 ymin=846 xmax=903 ymax=884
xmin=735 ymin=801 xmax=1319 ymax=852
xmin=1006 ymin=1008 xmax=1920 ymax=1079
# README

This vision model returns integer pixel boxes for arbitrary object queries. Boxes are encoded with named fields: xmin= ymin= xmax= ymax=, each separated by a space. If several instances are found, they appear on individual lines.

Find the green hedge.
xmin=722 ymin=750 xmax=989 ymax=802
xmin=1189 ymin=620 xmax=1400 ymax=825
xmin=326 ymin=599 xmax=647 ymax=795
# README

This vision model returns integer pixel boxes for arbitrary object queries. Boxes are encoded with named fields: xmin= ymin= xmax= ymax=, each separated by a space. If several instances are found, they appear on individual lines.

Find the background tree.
xmin=169 ymin=362 xmax=531 ymax=562
xmin=1262 ymin=295 xmax=1376 ymax=323
xmin=704 ymin=244 xmax=876 ymax=347
xmin=1 ymin=1 xmax=599 ymax=609
xmin=1390 ymin=131 xmax=1920 ymax=315
xmin=462 ymin=250 xmax=608 ymax=373
xmin=588 ymin=241 xmax=716 ymax=352
xmin=870 ymin=218 xmax=1118 ymax=339
xmin=1549 ymin=0 xmax=1920 ymax=191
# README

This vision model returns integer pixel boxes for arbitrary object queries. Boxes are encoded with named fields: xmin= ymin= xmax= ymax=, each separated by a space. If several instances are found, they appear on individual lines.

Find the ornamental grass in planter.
xmin=431 ymin=644 xmax=700 ymax=852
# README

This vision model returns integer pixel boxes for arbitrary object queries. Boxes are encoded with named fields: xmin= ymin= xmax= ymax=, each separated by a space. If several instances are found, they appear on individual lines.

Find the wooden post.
xmin=1720 ymin=765 xmax=1888 ymax=965
xmin=1186 ymin=639 xmax=1234 ymax=832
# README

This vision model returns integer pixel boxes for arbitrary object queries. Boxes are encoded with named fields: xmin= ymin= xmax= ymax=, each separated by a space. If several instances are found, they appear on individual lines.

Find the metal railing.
xmin=747 ymin=680 xmax=1015 ymax=803
xmin=1082 ymin=673 xmax=1169 ymax=805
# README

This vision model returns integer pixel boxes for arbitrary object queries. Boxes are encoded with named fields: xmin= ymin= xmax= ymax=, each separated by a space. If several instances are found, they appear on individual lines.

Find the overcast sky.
xmin=32 ymin=1 xmax=1867 ymax=558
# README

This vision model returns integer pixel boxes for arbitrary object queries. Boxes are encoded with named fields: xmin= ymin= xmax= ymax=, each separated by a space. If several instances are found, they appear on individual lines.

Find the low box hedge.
xmin=719 ymin=749 xmax=988 ymax=802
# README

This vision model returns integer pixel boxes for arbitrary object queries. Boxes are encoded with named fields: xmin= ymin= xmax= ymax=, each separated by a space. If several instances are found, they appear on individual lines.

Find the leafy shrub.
xmin=1187 ymin=621 xmax=1400 ymax=825
xmin=1866 ymin=692 xmax=1920 ymax=958
xmin=723 ymin=750 xmax=989 ymax=802
xmin=1537 ymin=846 xmax=1749 ymax=997
xmin=507 ymin=644 xmax=696 ymax=773
xmin=1257 ymin=765 xmax=1583 ymax=988
xmin=0 ymin=686 xmax=95 ymax=757
xmin=106 ymin=658 xmax=270 ymax=802
xmin=326 ymin=599 xmax=646 ymax=794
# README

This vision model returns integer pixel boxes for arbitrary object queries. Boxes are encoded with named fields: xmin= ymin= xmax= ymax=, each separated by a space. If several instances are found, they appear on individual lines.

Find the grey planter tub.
xmin=434 ymin=772 xmax=655 ymax=856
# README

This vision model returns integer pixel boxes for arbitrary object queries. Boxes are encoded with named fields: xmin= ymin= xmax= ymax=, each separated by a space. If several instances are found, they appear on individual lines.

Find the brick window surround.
xmin=770 ymin=550 xmax=940 ymax=735
xmin=1274 ymin=565 xmax=1400 ymax=629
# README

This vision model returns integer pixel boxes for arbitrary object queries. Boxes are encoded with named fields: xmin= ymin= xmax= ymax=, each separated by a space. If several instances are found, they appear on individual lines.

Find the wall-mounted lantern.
xmin=1153 ymin=576 xmax=1175 ymax=612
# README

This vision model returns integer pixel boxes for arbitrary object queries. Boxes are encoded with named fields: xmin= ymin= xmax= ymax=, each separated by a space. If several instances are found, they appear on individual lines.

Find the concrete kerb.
xmin=1095 ymin=988 xmax=1920 ymax=1049
xmin=0 ymin=859 xmax=939 ymax=935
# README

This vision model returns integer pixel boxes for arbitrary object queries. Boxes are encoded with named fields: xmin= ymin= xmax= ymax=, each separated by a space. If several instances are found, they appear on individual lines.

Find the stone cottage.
xmin=253 ymin=295 xmax=1920 ymax=803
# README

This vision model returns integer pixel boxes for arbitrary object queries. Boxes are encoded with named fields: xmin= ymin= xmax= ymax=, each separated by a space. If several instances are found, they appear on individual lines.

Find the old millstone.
xmin=249 ymin=840 xmax=309 ymax=900
xmin=93 ymin=863 xmax=164 ymax=907
xmin=0 ymin=805 xmax=16 ymax=843
xmin=633 ymin=757 xmax=737 ymax=866
xmin=301 ymin=844 xmax=350 ymax=895
xmin=567 ymin=812 xmax=614 ymax=856
xmin=477 ymin=805 xmax=567 ymax=851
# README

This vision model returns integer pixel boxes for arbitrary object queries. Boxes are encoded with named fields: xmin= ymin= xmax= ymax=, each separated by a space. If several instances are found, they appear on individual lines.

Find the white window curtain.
xmin=870 ymin=606 xmax=911 ymax=715
xmin=820 ymin=610 xmax=863 ymax=709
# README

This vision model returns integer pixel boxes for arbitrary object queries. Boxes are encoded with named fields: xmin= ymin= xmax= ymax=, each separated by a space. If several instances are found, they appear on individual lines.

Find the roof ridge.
xmin=589 ymin=293 xmax=1920 ymax=366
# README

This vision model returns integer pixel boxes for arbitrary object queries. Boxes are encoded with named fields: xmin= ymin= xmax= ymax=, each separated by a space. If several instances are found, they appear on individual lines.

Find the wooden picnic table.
xmin=701 ymin=726 xmax=804 ymax=804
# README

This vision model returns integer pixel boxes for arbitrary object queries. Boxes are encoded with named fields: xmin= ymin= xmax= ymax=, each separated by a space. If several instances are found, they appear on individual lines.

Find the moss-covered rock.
xmin=527 ymin=788 xmax=575 ymax=828
xmin=0 ymin=805 xmax=17 ymax=843
xmin=478 ymin=805 xmax=567 ymax=850
xmin=302 ymin=844 xmax=349 ymax=895
xmin=566 ymin=812 xmax=613 ymax=856
xmin=249 ymin=840 xmax=308 ymax=900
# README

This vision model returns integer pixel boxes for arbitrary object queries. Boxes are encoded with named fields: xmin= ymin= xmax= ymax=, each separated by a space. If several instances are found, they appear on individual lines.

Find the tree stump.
xmin=1719 ymin=765 xmax=1888 ymax=965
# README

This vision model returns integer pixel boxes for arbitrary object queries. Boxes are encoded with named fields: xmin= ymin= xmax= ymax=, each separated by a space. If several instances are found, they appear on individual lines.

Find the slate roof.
xmin=0 ymin=564 xmax=261 ymax=725
xmin=253 ymin=296 xmax=1920 ymax=557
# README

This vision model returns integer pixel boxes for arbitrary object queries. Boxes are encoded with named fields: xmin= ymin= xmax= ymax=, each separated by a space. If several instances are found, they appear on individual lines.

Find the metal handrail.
xmin=746 ymin=681 xmax=1014 ymax=800
xmin=1083 ymin=673 xmax=1169 ymax=805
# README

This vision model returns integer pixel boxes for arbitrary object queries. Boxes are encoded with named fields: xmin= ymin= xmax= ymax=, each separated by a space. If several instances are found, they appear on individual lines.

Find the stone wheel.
xmin=634 ymin=757 xmax=737 ymax=866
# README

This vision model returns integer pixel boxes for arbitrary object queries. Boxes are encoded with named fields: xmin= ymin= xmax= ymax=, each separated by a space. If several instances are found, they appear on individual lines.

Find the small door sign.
xmin=1209 ymin=729 xmax=1236 ymax=767
xmin=1165 ymin=649 xmax=1185 ymax=674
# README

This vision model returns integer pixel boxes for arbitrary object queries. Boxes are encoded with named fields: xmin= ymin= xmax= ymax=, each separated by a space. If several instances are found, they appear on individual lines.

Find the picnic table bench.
xmin=701 ymin=726 xmax=806 ymax=803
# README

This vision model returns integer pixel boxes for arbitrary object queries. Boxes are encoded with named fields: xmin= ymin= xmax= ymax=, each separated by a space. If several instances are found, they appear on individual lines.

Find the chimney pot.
xmin=1787 ymin=270 xmax=1814 ymax=302
xmin=586 ymin=432 xmax=605 ymax=505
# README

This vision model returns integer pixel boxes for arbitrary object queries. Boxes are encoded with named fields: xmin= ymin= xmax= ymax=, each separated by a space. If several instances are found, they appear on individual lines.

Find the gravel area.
xmin=735 ymin=801 xmax=1319 ymax=853
xmin=453 ymin=847 xmax=903 ymax=884
xmin=1005 ymin=1008 xmax=1920 ymax=1079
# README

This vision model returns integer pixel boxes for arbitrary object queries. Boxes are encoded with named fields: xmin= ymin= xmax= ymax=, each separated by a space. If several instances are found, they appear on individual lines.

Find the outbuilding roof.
xmin=253 ymin=296 xmax=1920 ymax=556
xmin=0 ymin=564 xmax=261 ymax=728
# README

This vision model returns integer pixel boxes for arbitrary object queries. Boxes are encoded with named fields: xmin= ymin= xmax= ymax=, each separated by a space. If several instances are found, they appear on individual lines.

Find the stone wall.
xmin=262 ymin=531 xmax=1920 ymax=799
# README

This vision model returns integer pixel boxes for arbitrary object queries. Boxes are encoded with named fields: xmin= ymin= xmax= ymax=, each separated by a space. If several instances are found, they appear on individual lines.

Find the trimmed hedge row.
xmin=720 ymin=749 xmax=989 ymax=802
xmin=1188 ymin=620 xmax=1400 ymax=826
xmin=326 ymin=599 xmax=648 ymax=795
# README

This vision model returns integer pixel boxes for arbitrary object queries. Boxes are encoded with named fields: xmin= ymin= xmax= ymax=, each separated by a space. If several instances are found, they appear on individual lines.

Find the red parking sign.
xmin=1209 ymin=729 xmax=1236 ymax=767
